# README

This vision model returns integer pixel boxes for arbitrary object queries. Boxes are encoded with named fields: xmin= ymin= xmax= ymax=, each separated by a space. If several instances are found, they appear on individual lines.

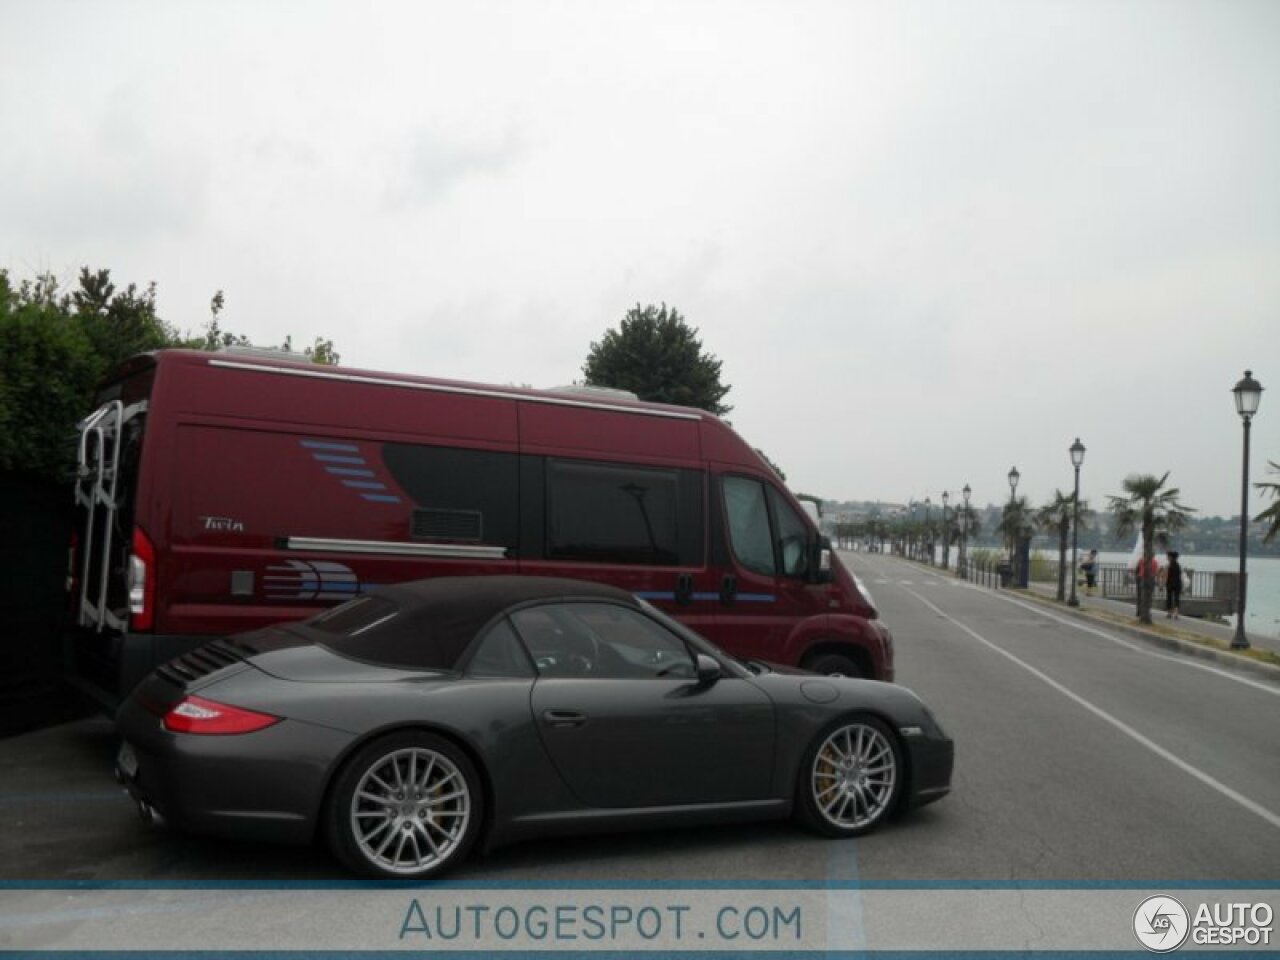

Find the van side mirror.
xmin=810 ymin=536 xmax=834 ymax=584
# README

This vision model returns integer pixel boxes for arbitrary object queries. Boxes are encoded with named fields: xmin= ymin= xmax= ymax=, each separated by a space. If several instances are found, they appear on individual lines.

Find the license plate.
xmin=117 ymin=742 xmax=138 ymax=779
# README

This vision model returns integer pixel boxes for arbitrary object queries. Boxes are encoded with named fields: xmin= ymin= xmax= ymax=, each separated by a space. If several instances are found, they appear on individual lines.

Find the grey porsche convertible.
xmin=115 ymin=576 xmax=953 ymax=879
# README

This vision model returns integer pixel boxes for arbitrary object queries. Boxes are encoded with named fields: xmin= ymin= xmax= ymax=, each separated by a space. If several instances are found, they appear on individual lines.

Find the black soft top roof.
xmin=311 ymin=576 xmax=638 ymax=671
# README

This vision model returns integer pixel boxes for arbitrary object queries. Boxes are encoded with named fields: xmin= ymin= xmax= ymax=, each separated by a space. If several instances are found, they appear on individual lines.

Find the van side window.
xmin=722 ymin=476 xmax=776 ymax=577
xmin=768 ymin=486 xmax=810 ymax=579
xmin=383 ymin=444 xmax=519 ymax=548
xmin=545 ymin=459 xmax=701 ymax=566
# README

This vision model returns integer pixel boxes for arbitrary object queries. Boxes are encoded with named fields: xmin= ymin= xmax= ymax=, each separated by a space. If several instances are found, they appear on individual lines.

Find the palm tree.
xmin=1036 ymin=491 xmax=1089 ymax=602
xmin=999 ymin=496 xmax=1032 ymax=584
xmin=1256 ymin=460 xmax=1280 ymax=544
xmin=1108 ymin=472 xmax=1195 ymax=624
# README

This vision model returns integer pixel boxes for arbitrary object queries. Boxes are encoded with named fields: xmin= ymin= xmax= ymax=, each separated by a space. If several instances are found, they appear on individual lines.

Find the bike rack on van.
xmin=74 ymin=399 xmax=146 ymax=632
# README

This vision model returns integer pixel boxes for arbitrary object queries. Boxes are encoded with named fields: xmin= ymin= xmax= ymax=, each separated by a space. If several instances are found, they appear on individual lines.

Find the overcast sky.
xmin=3 ymin=0 xmax=1277 ymax=517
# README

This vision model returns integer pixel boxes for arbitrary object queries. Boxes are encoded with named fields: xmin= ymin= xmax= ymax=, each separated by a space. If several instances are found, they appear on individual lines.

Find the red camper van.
xmin=66 ymin=348 xmax=892 ymax=705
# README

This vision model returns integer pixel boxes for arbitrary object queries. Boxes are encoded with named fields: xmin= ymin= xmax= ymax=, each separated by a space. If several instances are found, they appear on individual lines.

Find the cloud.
xmin=383 ymin=125 xmax=526 ymax=208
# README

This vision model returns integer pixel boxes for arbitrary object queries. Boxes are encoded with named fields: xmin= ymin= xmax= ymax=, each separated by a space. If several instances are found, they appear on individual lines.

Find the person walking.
xmin=1163 ymin=550 xmax=1184 ymax=619
xmin=1080 ymin=549 xmax=1099 ymax=596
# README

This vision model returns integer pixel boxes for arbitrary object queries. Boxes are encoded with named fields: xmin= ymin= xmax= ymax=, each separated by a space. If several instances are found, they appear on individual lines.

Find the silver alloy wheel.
xmin=350 ymin=747 xmax=471 ymax=875
xmin=810 ymin=722 xmax=897 ymax=830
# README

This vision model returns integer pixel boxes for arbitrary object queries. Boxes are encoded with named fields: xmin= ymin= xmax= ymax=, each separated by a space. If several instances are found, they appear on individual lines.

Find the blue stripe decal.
xmin=341 ymin=480 xmax=388 ymax=490
xmin=300 ymin=440 xmax=360 ymax=452
xmin=325 ymin=467 xmax=376 ymax=478
xmin=312 ymin=454 xmax=367 ymax=464
xmin=361 ymin=494 xmax=402 ymax=504
xmin=634 ymin=591 xmax=776 ymax=603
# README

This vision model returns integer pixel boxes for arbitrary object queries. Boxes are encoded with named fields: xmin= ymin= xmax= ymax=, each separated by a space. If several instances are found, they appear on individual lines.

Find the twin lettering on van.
xmin=200 ymin=515 xmax=245 ymax=533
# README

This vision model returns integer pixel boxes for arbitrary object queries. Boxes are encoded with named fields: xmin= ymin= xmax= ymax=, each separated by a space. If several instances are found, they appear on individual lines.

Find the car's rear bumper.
xmin=114 ymin=688 xmax=353 ymax=845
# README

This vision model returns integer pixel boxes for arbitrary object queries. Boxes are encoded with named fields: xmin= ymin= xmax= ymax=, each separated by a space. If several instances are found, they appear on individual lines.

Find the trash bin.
xmin=997 ymin=562 xmax=1012 ymax=588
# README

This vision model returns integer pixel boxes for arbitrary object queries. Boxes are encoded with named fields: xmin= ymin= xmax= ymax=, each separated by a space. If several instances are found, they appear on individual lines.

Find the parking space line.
xmin=900 ymin=584 xmax=1280 ymax=833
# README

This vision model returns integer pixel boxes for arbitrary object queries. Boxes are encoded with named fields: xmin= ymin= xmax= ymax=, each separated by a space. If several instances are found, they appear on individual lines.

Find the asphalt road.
xmin=3 ymin=550 xmax=1277 ymax=883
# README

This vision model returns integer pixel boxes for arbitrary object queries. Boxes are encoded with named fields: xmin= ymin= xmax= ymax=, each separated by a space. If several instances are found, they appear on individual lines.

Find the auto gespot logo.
xmin=1133 ymin=895 xmax=1275 ymax=951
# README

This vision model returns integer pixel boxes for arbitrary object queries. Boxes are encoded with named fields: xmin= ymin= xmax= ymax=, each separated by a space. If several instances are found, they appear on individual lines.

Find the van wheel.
xmin=805 ymin=653 xmax=862 ymax=678
xmin=325 ymin=731 xmax=482 ymax=880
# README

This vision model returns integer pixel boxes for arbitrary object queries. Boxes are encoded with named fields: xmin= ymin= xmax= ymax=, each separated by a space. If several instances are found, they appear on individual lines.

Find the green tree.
xmin=0 ymin=272 xmax=100 ymax=480
xmin=999 ymin=496 xmax=1032 ymax=582
xmin=582 ymin=303 xmax=731 ymax=415
xmin=1108 ymin=472 xmax=1195 ymax=624
xmin=1035 ymin=490 xmax=1089 ymax=602
xmin=1256 ymin=461 xmax=1280 ymax=544
xmin=0 ymin=267 xmax=340 ymax=482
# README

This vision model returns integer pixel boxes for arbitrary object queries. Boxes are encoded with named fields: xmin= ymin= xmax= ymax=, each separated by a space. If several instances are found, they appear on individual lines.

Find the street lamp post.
xmin=1231 ymin=371 xmax=1263 ymax=649
xmin=924 ymin=497 xmax=933 ymax=565
xmin=940 ymin=491 xmax=950 ymax=570
xmin=959 ymin=483 xmax=971 ymax=579
xmin=1068 ymin=438 xmax=1085 ymax=608
xmin=1007 ymin=466 xmax=1020 ymax=580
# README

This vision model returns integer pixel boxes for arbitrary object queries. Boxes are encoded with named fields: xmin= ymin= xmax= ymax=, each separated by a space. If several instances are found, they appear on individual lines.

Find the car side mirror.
xmin=810 ymin=536 xmax=834 ymax=584
xmin=694 ymin=654 xmax=721 ymax=686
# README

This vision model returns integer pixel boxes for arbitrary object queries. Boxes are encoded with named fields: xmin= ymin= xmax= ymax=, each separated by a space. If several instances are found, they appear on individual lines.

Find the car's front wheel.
xmin=796 ymin=715 xmax=902 ymax=837
xmin=326 ymin=731 xmax=483 ymax=879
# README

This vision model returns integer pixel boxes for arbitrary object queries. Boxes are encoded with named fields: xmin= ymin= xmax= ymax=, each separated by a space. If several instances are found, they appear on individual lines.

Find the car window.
xmin=768 ymin=486 xmax=810 ymax=579
xmin=511 ymin=603 xmax=695 ymax=680
xmin=465 ymin=618 xmax=534 ymax=679
xmin=722 ymin=476 xmax=776 ymax=576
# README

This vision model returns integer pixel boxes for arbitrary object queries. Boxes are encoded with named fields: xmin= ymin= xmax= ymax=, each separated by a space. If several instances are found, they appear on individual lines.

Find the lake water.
xmin=939 ymin=546 xmax=1280 ymax=639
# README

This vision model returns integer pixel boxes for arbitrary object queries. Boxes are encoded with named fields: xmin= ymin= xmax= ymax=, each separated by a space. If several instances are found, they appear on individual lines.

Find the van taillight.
xmin=129 ymin=526 xmax=156 ymax=631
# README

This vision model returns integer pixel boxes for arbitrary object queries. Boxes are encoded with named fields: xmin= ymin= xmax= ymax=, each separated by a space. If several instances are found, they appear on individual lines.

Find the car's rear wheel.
xmin=796 ymin=715 xmax=902 ymax=837
xmin=804 ymin=652 xmax=863 ymax=677
xmin=326 ymin=731 xmax=483 ymax=879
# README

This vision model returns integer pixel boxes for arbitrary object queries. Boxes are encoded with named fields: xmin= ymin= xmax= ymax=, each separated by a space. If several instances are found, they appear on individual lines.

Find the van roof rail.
xmin=548 ymin=384 xmax=640 ymax=401
xmin=216 ymin=344 xmax=311 ymax=363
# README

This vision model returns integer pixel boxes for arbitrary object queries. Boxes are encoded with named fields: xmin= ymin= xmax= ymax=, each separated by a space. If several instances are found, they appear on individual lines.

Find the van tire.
xmin=805 ymin=653 xmax=862 ymax=678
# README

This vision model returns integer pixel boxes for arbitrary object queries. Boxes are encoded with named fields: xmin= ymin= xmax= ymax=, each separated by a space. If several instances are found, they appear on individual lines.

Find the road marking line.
xmin=866 ymin=552 xmax=1278 ymax=698
xmin=989 ymin=591 xmax=1280 ymax=698
xmin=901 ymin=584 xmax=1280 ymax=832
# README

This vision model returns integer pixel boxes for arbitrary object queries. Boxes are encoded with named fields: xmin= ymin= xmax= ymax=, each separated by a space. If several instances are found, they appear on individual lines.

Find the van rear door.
xmin=66 ymin=362 xmax=155 ymax=702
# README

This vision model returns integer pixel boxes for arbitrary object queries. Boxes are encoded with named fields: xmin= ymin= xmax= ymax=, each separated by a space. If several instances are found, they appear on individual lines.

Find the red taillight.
xmin=163 ymin=695 xmax=281 ymax=735
xmin=129 ymin=526 xmax=156 ymax=631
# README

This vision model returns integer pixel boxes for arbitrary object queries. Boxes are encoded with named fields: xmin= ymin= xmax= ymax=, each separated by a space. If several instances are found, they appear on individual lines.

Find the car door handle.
xmin=542 ymin=710 xmax=587 ymax=728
